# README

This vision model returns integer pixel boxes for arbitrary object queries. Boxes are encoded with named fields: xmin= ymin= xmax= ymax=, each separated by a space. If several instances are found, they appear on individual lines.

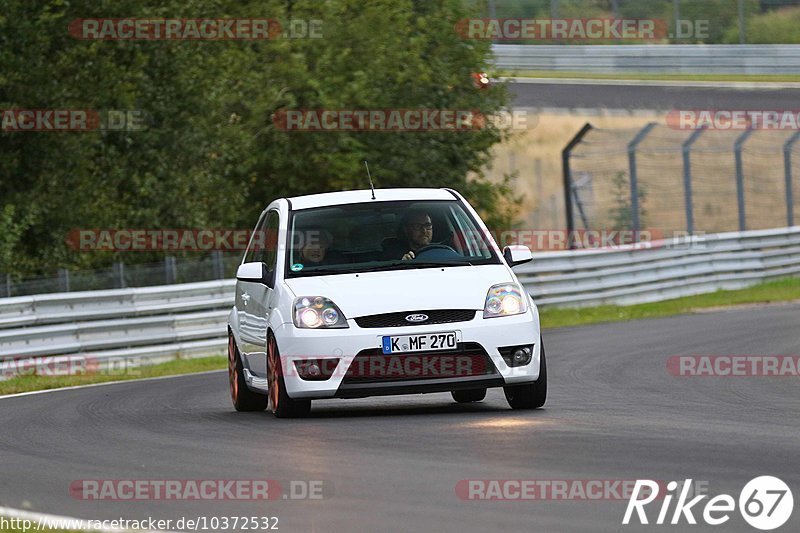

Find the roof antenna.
xmin=364 ymin=160 xmax=376 ymax=200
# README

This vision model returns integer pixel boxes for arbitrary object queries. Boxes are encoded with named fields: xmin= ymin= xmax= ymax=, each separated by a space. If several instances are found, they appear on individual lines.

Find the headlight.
xmin=483 ymin=283 xmax=528 ymax=318
xmin=293 ymin=296 xmax=349 ymax=329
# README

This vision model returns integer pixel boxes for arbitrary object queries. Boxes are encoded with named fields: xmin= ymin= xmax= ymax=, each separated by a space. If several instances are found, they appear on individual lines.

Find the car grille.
xmin=341 ymin=343 xmax=497 ymax=384
xmin=354 ymin=309 xmax=476 ymax=329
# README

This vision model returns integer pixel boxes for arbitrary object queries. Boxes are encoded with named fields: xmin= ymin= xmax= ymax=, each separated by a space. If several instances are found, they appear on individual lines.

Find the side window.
xmin=262 ymin=211 xmax=280 ymax=275
xmin=243 ymin=212 xmax=268 ymax=264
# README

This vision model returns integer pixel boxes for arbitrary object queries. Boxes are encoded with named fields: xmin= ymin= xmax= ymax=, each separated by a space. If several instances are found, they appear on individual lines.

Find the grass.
xmin=1 ymin=278 xmax=798 ymax=396
xmin=539 ymin=277 xmax=800 ymax=329
xmin=497 ymin=70 xmax=800 ymax=83
xmin=0 ymin=355 xmax=226 ymax=396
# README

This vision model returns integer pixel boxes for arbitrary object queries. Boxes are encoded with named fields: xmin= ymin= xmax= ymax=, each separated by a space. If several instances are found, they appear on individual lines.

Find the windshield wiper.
xmin=292 ymin=267 xmax=352 ymax=276
xmin=353 ymin=260 xmax=473 ymax=272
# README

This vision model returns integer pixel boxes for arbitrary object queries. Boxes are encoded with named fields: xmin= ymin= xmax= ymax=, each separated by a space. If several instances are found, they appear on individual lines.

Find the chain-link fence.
xmin=563 ymin=122 xmax=800 ymax=241
xmin=0 ymin=252 xmax=242 ymax=298
xmin=480 ymin=0 xmax=800 ymax=44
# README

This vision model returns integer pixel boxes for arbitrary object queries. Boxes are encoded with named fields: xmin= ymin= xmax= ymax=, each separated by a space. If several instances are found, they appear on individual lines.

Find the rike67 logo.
xmin=623 ymin=477 xmax=793 ymax=530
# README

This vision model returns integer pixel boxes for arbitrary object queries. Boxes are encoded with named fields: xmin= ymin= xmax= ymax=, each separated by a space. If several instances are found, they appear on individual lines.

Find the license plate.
xmin=381 ymin=331 xmax=459 ymax=354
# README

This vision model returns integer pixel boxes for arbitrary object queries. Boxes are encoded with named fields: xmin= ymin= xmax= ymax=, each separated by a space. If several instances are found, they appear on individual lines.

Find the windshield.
xmin=285 ymin=200 xmax=500 ymax=277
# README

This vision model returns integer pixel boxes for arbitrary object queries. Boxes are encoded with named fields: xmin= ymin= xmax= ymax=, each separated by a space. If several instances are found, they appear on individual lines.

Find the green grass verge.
xmin=539 ymin=277 xmax=800 ymax=329
xmin=0 ymin=355 xmax=226 ymax=396
xmin=1 ymin=278 xmax=797 ymax=396
xmin=497 ymin=70 xmax=800 ymax=83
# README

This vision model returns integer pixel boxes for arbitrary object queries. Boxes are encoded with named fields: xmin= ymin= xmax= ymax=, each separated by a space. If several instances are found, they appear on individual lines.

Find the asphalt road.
xmin=1 ymin=304 xmax=799 ymax=533
xmin=509 ymin=80 xmax=800 ymax=110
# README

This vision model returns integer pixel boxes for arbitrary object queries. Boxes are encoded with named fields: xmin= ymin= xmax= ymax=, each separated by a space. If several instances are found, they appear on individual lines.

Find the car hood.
xmin=283 ymin=264 xmax=514 ymax=318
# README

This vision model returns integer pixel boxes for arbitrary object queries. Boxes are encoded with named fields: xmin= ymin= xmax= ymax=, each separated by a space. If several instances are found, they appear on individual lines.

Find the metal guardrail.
xmin=492 ymin=44 xmax=800 ymax=74
xmin=0 ymin=226 xmax=798 ymax=377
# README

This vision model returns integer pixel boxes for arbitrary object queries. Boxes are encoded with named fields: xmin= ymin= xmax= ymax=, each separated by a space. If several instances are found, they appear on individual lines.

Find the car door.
xmin=238 ymin=209 xmax=280 ymax=377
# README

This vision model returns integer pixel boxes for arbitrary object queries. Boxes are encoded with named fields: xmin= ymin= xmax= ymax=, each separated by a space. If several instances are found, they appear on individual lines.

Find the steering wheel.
xmin=414 ymin=244 xmax=459 ymax=258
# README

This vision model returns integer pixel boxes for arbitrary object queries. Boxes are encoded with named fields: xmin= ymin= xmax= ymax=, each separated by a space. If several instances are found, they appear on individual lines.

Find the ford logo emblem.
xmin=405 ymin=314 xmax=429 ymax=323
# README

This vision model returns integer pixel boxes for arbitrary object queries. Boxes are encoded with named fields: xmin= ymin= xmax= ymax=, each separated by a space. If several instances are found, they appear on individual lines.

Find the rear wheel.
xmin=267 ymin=333 xmax=311 ymax=418
xmin=451 ymin=388 xmax=487 ymax=403
xmin=504 ymin=338 xmax=547 ymax=410
xmin=228 ymin=332 xmax=267 ymax=411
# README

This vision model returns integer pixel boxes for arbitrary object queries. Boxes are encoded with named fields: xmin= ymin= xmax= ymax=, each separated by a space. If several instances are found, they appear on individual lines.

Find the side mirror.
xmin=503 ymin=245 xmax=533 ymax=267
xmin=236 ymin=262 xmax=272 ymax=286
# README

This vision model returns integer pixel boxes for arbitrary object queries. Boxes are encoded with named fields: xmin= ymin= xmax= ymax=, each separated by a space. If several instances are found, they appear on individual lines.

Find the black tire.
xmin=451 ymin=388 xmax=487 ymax=403
xmin=228 ymin=332 xmax=268 ymax=412
xmin=267 ymin=333 xmax=311 ymax=418
xmin=503 ymin=338 xmax=547 ymax=410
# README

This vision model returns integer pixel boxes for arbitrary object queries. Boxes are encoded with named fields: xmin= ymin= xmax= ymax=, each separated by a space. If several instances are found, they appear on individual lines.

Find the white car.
xmin=227 ymin=188 xmax=546 ymax=417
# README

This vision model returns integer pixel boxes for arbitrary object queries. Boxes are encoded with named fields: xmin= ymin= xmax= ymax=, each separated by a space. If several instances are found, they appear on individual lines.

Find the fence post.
xmin=212 ymin=251 xmax=225 ymax=279
xmin=562 ymin=123 xmax=593 ymax=249
xmin=165 ymin=256 xmax=177 ymax=285
xmin=783 ymin=131 xmax=800 ymax=227
xmin=628 ymin=122 xmax=657 ymax=239
xmin=682 ymin=127 xmax=706 ymax=235
xmin=113 ymin=262 xmax=126 ymax=289
xmin=734 ymin=129 xmax=754 ymax=232
xmin=57 ymin=268 xmax=70 ymax=292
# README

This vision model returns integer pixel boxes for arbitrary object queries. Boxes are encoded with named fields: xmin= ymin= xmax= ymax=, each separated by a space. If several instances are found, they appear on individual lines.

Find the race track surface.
xmin=509 ymin=80 xmax=800 ymax=110
xmin=1 ymin=304 xmax=799 ymax=532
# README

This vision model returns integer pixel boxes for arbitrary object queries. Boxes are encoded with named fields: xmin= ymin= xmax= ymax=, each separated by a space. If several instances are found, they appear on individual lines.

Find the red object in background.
xmin=472 ymin=72 xmax=490 ymax=89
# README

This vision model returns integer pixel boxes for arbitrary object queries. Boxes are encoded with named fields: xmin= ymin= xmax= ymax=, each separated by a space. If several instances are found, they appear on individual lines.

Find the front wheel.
xmin=504 ymin=338 xmax=547 ymax=410
xmin=228 ymin=332 xmax=267 ymax=412
xmin=267 ymin=333 xmax=311 ymax=418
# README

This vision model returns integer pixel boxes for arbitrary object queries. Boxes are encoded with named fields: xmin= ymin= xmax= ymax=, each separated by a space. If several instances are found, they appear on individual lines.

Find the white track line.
xmin=0 ymin=505 xmax=179 ymax=532
xmin=499 ymin=76 xmax=800 ymax=89
xmin=0 ymin=369 xmax=224 ymax=401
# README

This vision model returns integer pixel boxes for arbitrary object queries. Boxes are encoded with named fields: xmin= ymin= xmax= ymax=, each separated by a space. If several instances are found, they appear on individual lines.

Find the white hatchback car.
xmin=227 ymin=188 xmax=546 ymax=417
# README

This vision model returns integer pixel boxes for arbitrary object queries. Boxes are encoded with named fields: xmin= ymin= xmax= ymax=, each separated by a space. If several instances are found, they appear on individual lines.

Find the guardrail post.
xmin=734 ymin=129 xmax=754 ymax=232
xmin=628 ymin=122 xmax=657 ymax=240
xmin=562 ymin=123 xmax=593 ymax=249
xmin=57 ymin=268 xmax=70 ymax=292
xmin=682 ymin=127 xmax=705 ymax=234
xmin=165 ymin=256 xmax=177 ymax=285
xmin=113 ymin=262 xmax=126 ymax=289
xmin=783 ymin=131 xmax=800 ymax=227
xmin=212 ymin=251 xmax=224 ymax=279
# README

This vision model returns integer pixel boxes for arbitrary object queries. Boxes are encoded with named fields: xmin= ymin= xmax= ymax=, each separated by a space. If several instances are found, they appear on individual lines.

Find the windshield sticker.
xmin=291 ymin=263 xmax=304 ymax=272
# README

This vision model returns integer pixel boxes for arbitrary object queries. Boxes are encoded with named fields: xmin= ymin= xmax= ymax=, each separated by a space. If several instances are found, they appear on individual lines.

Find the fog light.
xmin=499 ymin=344 xmax=534 ymax=367
xmin=293 ymin=358 xmax=339 ymax=381
xmin=513 ymin=347 xmax=531 ymax=364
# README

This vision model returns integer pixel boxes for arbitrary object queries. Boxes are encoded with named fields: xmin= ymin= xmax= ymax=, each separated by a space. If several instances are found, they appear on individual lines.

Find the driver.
xmin=399 ymin=210 xmax=433 ymax=261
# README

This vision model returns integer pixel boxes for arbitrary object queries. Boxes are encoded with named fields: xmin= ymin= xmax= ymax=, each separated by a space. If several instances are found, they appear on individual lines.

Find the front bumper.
xmin=272 ymin=309 xmax=541 ymax=399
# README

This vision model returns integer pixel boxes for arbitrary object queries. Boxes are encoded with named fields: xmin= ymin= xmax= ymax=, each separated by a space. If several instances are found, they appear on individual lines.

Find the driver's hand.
xmin=401 ymin=251 xmax=415 ymax=261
